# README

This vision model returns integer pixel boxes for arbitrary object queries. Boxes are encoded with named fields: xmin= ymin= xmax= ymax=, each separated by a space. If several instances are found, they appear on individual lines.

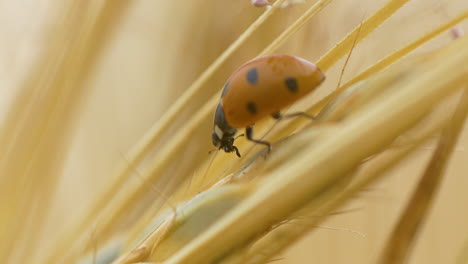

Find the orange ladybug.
xmin=212 ymin=54 xmax=325 ymax=157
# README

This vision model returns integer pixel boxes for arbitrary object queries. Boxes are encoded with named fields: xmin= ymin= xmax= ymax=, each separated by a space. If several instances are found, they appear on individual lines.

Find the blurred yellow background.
xmin=1 ymin=0 xmax=467 ymax=263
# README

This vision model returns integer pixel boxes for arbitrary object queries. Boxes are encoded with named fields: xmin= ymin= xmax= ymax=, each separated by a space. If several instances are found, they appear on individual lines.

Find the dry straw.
xmin=1 ymin=0 xmax=467 ymax=264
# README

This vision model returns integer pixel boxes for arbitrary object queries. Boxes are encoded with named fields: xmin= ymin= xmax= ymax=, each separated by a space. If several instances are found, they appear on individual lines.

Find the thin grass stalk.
xmin=165 ymin=36 xmax=468 ymax=264
xmin=378 ymin=87 xmax=468 ymax=263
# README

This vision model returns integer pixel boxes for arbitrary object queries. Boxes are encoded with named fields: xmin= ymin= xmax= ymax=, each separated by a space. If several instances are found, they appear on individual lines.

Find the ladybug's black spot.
xmin=246 ymin=68 xmax=259 ymax=85
xmin=246 ymin=101 xmax=257 ymax=114
xmin=221 ymin=81 xmax=230 ymax=97
xmin=285 ymin=77 xmax=298 ymax=93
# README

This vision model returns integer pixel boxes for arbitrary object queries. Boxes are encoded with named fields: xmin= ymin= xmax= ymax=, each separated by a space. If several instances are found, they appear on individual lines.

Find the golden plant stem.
xmin=44 ymin=1 xmax=289 ymax=263
xmin=270 ymin=8 xmax=468 ymax=143
xmin=378 ymin=87 xmax=468 ymax=263
xmin=222 ymin=100 xmax=452 ymax=264
xmin=165 ymin=36 xmax=468 ymax=264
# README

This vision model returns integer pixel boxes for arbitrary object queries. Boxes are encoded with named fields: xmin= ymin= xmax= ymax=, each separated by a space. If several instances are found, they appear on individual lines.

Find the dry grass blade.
xmin=164 ymin=35 xmax=468 ymax=264
xmin=378 ymin=87 xmax=468 ymax=263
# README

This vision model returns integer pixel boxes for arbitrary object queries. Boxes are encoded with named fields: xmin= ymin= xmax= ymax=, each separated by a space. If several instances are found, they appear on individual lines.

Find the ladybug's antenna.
xmin=233 ymin=134 xmax=243 ymax=157
xmin=235 ymin=133 xmax=245 ymax=139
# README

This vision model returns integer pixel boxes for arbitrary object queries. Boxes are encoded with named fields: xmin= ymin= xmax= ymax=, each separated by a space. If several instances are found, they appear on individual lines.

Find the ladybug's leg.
xmin=232 ymin=146 xmax=241 ymax=157
xmin=272 ymin=112 xmax=316 ymax=120
xmin=246 ymin=125 xmax=271 ymax=152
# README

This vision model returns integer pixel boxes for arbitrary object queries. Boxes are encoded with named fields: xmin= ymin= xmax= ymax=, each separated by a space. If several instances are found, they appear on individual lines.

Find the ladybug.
xmin=212 ymin=54 xmax=325 ymax=157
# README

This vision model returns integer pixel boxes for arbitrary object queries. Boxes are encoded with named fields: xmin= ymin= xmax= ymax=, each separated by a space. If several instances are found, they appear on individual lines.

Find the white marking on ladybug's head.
xmin=214 ymin=125 xmax=224 ymax=140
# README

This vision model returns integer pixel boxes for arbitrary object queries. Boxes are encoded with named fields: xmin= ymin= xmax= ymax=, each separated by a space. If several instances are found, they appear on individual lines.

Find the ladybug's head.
xmin=212 ymin=102 xmax=240 ymax=157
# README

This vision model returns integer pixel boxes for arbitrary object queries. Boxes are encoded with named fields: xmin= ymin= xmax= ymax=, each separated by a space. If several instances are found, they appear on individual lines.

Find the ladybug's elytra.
xmin=212 ymin=54 xmax=325 ymax=157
